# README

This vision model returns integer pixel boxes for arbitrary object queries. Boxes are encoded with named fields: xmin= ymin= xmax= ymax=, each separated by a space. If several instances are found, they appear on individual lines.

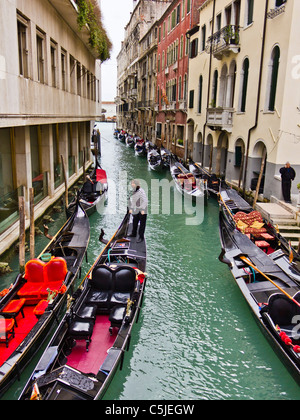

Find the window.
xmin=17 ymin=13 xmax=29 ymax=78
xmin=240 ymin=58 xmax=249 ymax=112
xmin=159 ymin=27 xmax=161 ymax=43
xmin=77 ymin=62 xmax=81 ymax=96
xmin=50 ymin=40 xmax=57 ymax=87
xmin=70 ymin=55 xmax=76 ymax=94
xmin=61 ymin=49 xmax=67 ymax=91
xmin=268 ymin=46 xmax=280 ymax=111
xmin=172 ymin=9 xmax=176 ymax=29
xmin=180 ymin=36 xmax=184 ymax=58
xmin=189 ymin=90 xmax=194 ymax=108
xmin=156 ymin=123 xmax=162 ymax=138
xmin=179 ymin=76 xmax=182 ymax=100
xmin=246 ymin=0 xmax=254 ymax=25
xmin=182 ymin=0 xmax=185 ymax=18
xmin=187 ymin=0 xmax=191 ymax=14
xmin=36 ymin=29 xmax=45 ymax=84
xmin=190 ymin=38 xmax=198 ymax=59
xmin=275 ymin=0 xmax=286 ymax=7
xmin=176 ymin=4 xmax=181 ymax=25
xmin=184 ymin=74 xmax=187 ymax=100
xmin=163 ymin=22 xmax=166 ymax=38
xmin=198 ymin=76 xmax=203 ymax=113
xmin=211 ymin=70 xmax=218 ymax=107
xmin=201 ymin=25 xmax=206 ymax=52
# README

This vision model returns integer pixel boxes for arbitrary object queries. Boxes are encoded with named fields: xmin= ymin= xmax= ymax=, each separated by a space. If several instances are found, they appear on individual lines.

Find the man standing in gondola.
xmin=128 ymin=179 xmax=148 ymax=243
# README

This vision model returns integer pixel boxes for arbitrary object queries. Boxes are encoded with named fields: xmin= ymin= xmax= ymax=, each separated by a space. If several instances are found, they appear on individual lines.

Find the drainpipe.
xmin=201 ymin=0 xmax=216 ymax=167
xmin=242 ymin=0 xmax=269 ymax=197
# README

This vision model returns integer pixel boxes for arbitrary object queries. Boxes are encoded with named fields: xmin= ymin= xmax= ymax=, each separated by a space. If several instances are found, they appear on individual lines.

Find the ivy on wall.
xmin=77 ymin=0 xmax=112 ymax=62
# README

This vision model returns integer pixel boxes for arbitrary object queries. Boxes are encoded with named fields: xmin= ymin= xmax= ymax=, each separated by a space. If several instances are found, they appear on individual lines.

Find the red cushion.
xmin=255 ymin=241 xmax=270 ymax=248
xmin=18 ymin=283 xmax=42 ymax=297
xmin=25 ymin=259 xmax=45 ymax=283
xmin=39 ymin=282 xmax=63 ymax=298
xmin=2 ymin=299 xmax=26 ymax=313
xmin=44 ymin=257 xmax=67 ymax=285
xmin=33 ymin=300 xmax=49 ymax=316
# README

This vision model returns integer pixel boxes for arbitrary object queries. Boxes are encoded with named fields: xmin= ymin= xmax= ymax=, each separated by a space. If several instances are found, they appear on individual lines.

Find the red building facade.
xmin=156 ymin=0 xmax=204 ymax=158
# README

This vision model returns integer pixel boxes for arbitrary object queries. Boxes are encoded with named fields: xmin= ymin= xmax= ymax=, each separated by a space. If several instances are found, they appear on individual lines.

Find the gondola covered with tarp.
xmin=19 ymin=212 xmax=147 ymax=400
xmin=218 ymin=187 xmax=300 ymax=383
xmin=0 ymin=198 xmax=90 ymax=396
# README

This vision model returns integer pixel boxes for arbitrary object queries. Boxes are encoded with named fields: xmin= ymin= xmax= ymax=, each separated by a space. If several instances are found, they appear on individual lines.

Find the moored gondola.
xmin=66 ymin=159 xmax=108 ymax=218
xmin=189 ymin=160 xmax=223 ymax=197
xmin=0 ymin=198 xmax=90 ymax=396
xmin=125 ymin=134 xmax=134 ymax=148
xmin=170 ymin=157 xmax=204 ymax=200
xmin=134 ymin=139 xmax=146 ymax=157
xmin=19 ymin=212 xmax=147 ymax=400
xmin=147 ymin=148 xmax=162 ymax=171
xmin=218 ymin=187 xmax=300 ymax=383
xmin=160 ymin=147 xmax=171 ymax=169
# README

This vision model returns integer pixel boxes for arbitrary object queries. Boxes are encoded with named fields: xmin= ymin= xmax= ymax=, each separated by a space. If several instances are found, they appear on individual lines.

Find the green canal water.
xmin=2 ymin=122 xmax=300 ymax=400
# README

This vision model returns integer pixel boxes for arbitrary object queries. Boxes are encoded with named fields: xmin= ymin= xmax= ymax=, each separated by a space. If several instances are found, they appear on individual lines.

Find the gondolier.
xmin=128 ymin=179 xmax=148 ymax=243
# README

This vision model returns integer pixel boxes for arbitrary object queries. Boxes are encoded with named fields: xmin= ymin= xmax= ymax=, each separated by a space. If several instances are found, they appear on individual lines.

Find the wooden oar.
xmin=218 ymin=193 xmax=236 ymax=225
xmin=240 ymin=256 xmax=300 ymax=308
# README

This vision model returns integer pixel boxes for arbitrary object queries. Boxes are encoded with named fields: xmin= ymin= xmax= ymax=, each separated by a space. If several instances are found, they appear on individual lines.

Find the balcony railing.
xmin=206 ymin=25 xmax=240 ymax=60
xmin=207 ymin=107 xmax=234 ymax=132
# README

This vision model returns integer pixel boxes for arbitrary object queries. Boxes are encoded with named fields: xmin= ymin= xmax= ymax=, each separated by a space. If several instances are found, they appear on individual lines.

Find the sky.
xmin=100 ymin=0 xmax=133 ymax=102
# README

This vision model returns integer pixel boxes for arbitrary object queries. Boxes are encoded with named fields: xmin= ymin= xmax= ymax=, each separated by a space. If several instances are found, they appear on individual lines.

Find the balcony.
xmin=206 ymin=25 xmax=240 ymax=60
xmin=178 ymin=100 xmax=187 ymax=112
xmin=206 ymin=107 xmax=234 ymax=132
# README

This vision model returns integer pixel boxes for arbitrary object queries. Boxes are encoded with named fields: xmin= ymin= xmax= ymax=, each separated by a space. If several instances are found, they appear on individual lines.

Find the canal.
xmin=2 ymin=122 xmax=300 ymax=400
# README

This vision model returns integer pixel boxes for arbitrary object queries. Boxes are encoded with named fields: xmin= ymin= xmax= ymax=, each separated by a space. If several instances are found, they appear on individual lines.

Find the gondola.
xmin=218 ymin=186 xmax=300 ymax=383
xmin=134 ymin=139 xmax=146 ymax=157
xmin=170 ymin=157 xmax=204 ymax=200
xmin=125 ymin=134 xmax=134 ymax=148
xmin=161 ymin=147 xmax=171 ymax=169
xmin=0 ymin=198 xmax=90 ymax=396
xmin=189 ymin=160 xmax=223 ymax=197
xmin=113 ymin=129 xmax=120 ymax=139
xmin=118 ymin=131 xmax=126 ymax=142
xmin=66 ymin=159 xmax=108 ymax=218
xmin=147 ymin=148 xmax=162 ymax=171
xmin=19 ymin=212 xmax=147 ymax=400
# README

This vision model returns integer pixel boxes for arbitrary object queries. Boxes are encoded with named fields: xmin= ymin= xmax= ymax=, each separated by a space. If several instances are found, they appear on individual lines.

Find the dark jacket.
xmin=280 ymin=166 xmax=296 ymax=182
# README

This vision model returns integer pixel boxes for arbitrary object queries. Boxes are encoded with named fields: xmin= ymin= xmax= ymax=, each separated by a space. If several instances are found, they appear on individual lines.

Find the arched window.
xmin=240 ymin=58 xmax=249 ymax=112
xmin=198 ymin=75 xmax=203 ymax=113
xmin=268 ymin=46 xmax=280 ymax=111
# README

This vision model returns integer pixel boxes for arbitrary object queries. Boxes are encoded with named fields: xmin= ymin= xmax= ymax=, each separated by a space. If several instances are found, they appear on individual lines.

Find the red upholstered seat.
xmin=0 ymin=298 xmax=26 ymax=327
xmin=2 ymin=299 xmax=26 ymax=314
xmin=39 ymin=257 xmax=68 ymax=297
xmin=33 ymin=300 xmax=49 ymax=317
xmin=18 ymin=259 xmax=46 ymax=301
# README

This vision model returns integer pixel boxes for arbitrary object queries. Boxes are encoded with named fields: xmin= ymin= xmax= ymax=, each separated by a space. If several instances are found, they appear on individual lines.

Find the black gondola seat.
xmin=86 ymin=265 xmax=137 ymax=312
xmin=68 ymin=318 xmax=94 ymax=352
xmin=267 ymin=293 xmax=300 ymax=342
xmin=109 ymin=305 xmax=126 ymax=335
xmin=86 ymin=265 xmax=114 ymax=310
xmin=110 ymin=267 xmax=136 ymax=306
